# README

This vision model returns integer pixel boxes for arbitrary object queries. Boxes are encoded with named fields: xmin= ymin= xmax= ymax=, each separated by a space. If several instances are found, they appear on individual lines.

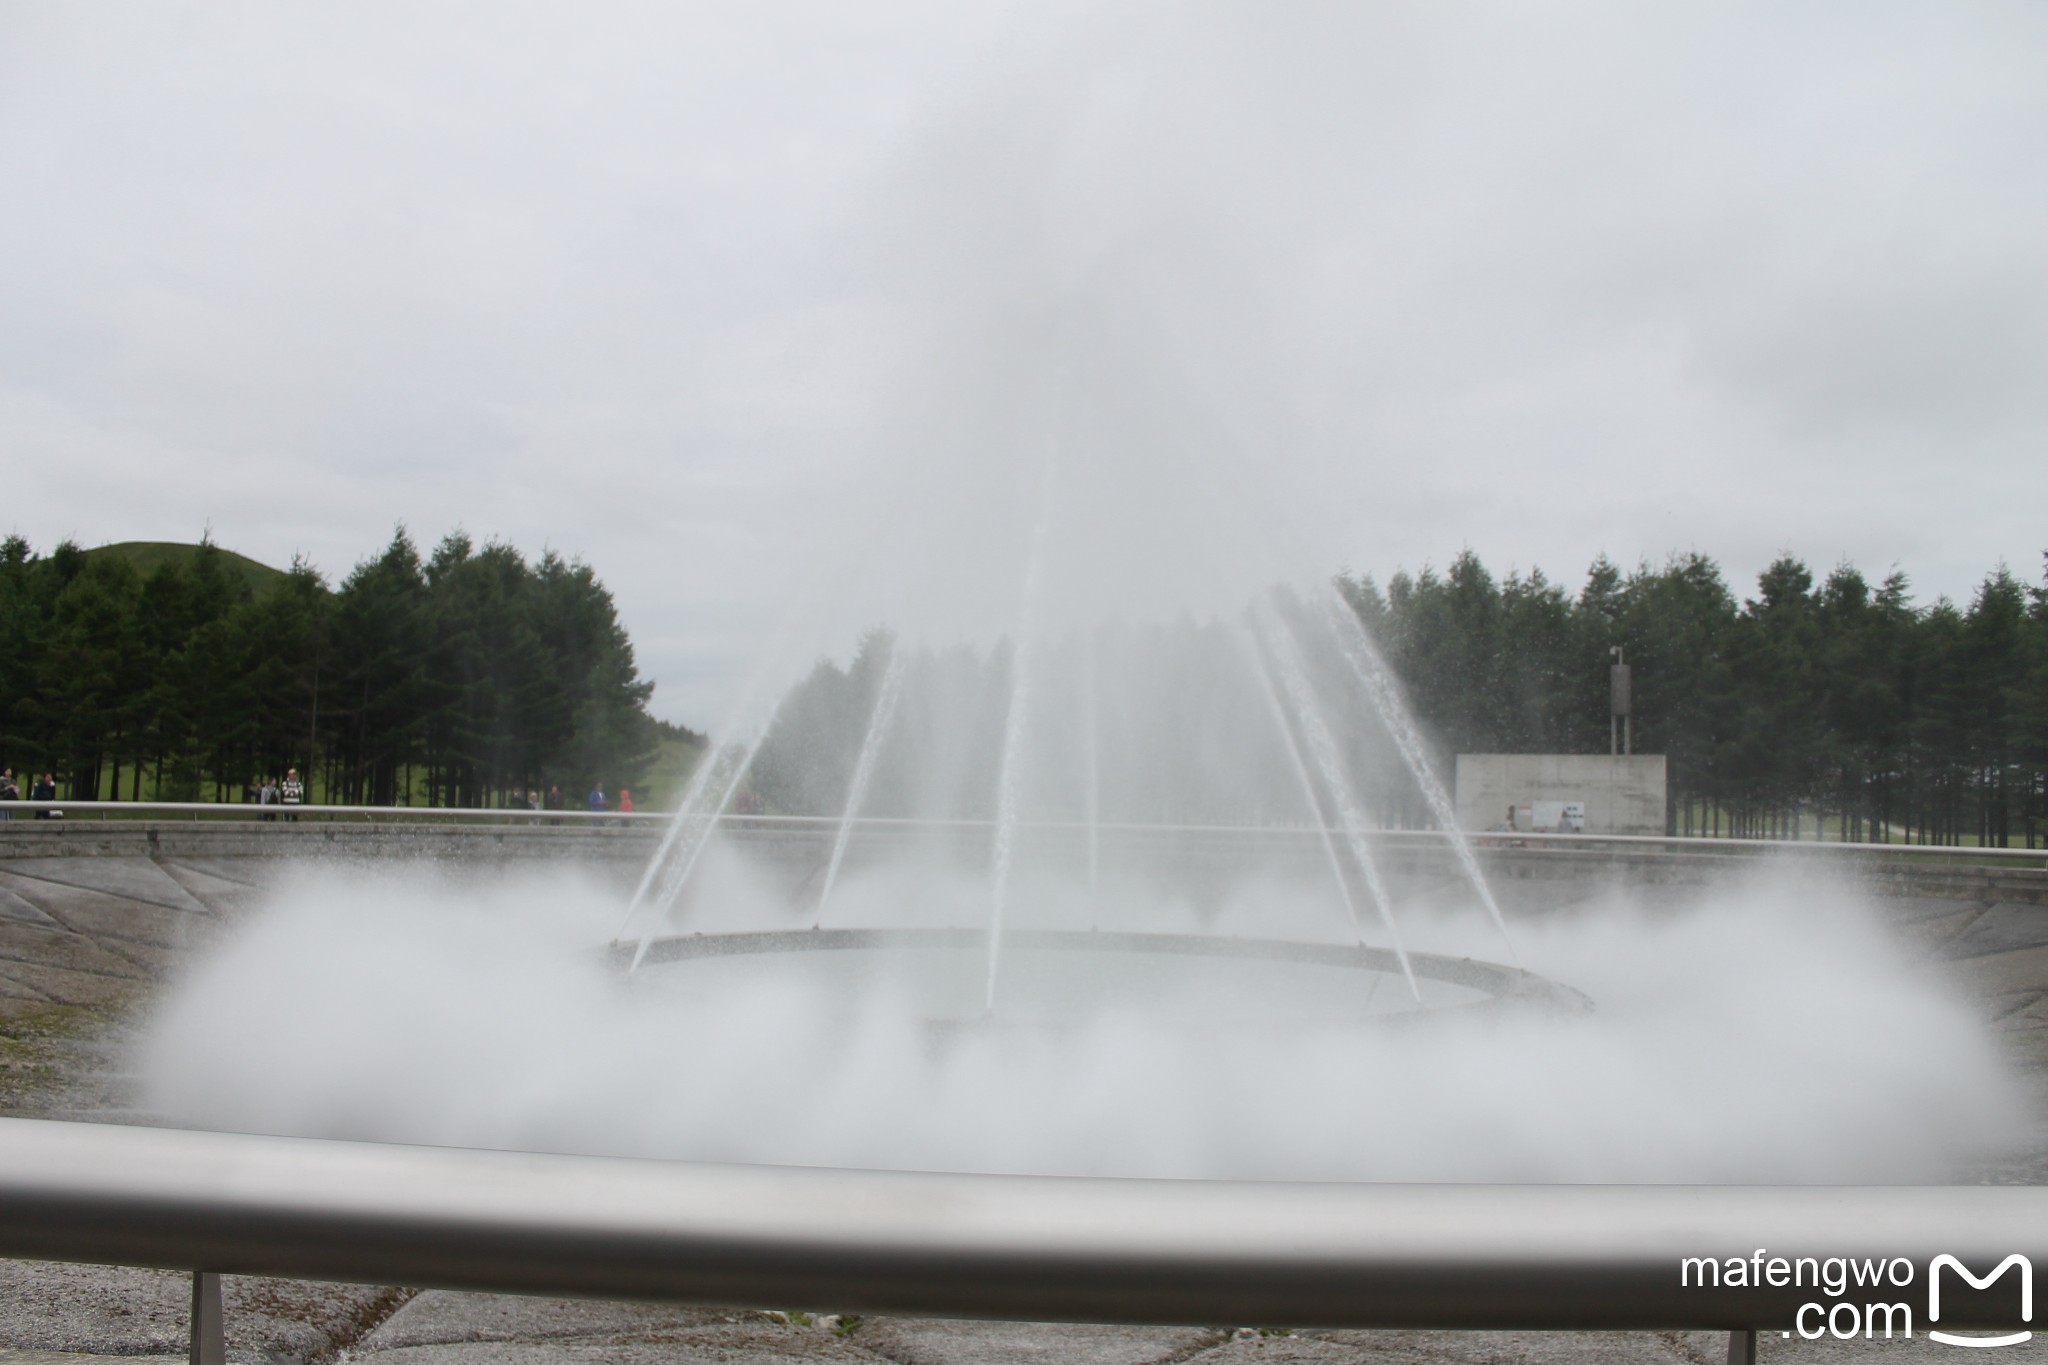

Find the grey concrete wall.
xmin=0 ymin=819 xmax=666 ymax=865
xmin=2 ymin=814 xmax=2041 ymax=907
xmin=1454 ymin=754 xmax=1668 ymax=835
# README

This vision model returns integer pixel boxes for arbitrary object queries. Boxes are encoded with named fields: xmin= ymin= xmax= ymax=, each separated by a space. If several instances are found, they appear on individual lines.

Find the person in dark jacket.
xmin=29 ymin=772 xmax=56 ymax=818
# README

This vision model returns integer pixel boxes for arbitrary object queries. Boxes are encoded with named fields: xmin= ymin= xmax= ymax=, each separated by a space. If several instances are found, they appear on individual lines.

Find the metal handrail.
xmin=0 ymin=1118 xmax=2038 ymax=1333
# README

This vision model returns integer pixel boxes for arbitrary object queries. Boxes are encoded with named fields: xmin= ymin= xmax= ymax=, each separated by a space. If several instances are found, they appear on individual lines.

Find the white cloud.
xmin=4 ymin=0 xmax=2044 ymax=722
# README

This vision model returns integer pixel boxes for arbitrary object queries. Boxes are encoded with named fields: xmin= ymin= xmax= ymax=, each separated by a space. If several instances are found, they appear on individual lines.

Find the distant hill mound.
xmin=87 ymin=541 xmax=288 ymax=597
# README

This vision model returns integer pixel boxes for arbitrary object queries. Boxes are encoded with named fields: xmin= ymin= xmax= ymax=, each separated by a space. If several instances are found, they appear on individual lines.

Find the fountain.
xmin=614 ymin=587 xmax=1547 ymax=1030
xmin=124 ymin=248 xmax=2032 ymax=1193
xmin=597 ymin=290 xmax=1555 ymax=1038
xmin=132 ymin=18 xmax=2029 ymax=1192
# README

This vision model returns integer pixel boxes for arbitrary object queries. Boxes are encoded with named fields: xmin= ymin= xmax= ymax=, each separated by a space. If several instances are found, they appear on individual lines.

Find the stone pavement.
xmin=3 ymin=852 xmax=2048 ymax=1362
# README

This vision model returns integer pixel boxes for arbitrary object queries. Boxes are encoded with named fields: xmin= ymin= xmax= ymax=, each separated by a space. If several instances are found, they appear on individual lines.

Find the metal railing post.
xmin=190 ymin=1270 xmax=224 ymax=1365
xmin=1725 ymin=1327 xmax=1754 ymax=1365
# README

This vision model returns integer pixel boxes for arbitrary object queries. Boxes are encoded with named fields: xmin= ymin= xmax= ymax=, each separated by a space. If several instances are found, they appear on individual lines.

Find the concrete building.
xmin=1454 ymin=753 xmax=1668 ymax=836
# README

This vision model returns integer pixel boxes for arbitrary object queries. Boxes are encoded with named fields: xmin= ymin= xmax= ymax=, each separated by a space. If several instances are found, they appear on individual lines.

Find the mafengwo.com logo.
xmin=1680 ymin=1250 xmax=2032 ymax=1347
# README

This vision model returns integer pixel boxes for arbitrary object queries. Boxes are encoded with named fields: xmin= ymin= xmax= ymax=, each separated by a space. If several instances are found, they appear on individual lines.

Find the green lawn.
xmin=88 ymin=540 xmax=288 ymax=596
xmin=631 ymin=730 xmax=708 ymax=812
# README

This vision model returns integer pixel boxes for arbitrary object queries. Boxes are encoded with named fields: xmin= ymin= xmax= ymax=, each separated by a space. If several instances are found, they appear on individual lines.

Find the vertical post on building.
xmin=1725 ymin=1327 xmax=1756 ymax=1365
xmin=1609 ymin=647 xmax=1632 ymax=758
xmin=190 ymin=1270 xmax=224 ymax=1365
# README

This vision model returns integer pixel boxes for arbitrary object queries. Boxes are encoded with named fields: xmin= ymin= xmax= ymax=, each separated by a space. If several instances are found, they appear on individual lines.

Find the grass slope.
xmin=88 ymin=540 xmax=288 ymax=596
xmin=633 ymin=727 xmax=709 ymax=811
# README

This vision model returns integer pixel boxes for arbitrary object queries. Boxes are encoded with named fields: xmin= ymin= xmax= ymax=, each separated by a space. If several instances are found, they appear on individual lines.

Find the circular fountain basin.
xmin=622 ymin=927 xmax=1591 ymax=1024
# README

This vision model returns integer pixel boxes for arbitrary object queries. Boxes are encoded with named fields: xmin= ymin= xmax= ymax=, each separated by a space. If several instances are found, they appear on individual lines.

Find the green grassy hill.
xmin=632 ymin=724 xmax=709 ymax=811
xmin=87 ymin=541 xmax=288 ymax=596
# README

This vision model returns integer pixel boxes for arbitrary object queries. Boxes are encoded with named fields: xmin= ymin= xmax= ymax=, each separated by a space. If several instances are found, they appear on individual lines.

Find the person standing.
xmin=587 ymin=782 xmax=607 ymax=815
xmin=0 ymin=768 xmax=18 ymax=820
xmin=280 ymin=767 xmax=304 ymax=822
xmin=30 ymin=772 xmax=56 ymax=819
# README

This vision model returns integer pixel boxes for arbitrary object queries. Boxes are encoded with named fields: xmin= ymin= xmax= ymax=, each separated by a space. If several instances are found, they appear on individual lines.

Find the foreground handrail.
xmin=0 ymin=1118 xmax=2038 ymax=1331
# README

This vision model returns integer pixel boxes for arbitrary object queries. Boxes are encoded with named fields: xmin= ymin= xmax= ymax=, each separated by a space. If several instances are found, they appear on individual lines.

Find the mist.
xmin=140 ymin=860 xmax=2027 ymax=1184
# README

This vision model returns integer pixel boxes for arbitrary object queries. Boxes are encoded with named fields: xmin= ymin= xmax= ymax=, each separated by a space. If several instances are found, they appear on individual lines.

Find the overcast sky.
xmin=4 ymin=2 xmax=2045 ymax=726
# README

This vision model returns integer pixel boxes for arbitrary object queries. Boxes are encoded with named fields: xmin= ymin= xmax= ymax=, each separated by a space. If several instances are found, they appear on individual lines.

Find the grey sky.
xmin=4 ymin=2 xmax=2044 ymax=726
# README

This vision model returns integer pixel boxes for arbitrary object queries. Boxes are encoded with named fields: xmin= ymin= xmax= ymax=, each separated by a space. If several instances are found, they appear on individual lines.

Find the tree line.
xmin=1342 ymin=550 xmax=2048 ymax=846
xmin=8 ymin=528 xmax=2040 ymax=844
xmin=0 ymin=531 xmax=681 ymax=808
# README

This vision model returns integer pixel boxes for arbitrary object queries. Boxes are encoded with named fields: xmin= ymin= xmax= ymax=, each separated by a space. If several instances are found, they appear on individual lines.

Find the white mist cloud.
xmin=140 ymin=861 xmax=2028 ymax=1183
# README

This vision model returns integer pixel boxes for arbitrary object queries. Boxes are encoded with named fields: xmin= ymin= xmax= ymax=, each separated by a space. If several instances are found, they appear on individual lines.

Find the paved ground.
xmin=2 ymin=852 xmax=2047 ymax=1362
